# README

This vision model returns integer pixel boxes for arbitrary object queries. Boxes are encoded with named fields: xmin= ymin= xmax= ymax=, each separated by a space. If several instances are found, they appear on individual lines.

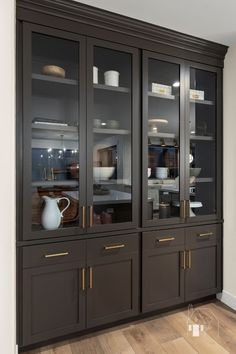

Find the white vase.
xmin=104 ymin=70 xmax=119 ymax=87
xmin=93 ymin=66 xmax=98 ymax=84
xmin=41 ymin=196 xmax=70 ymax=230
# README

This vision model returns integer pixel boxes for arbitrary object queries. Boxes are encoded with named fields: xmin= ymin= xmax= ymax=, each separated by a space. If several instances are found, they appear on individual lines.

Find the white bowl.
xmin=155 ymin=167 xmax=168 ymax=179
xmin=190 ymin=168 xmax=201 ymax=177
xmin=93 ymin=167 xmax=115 ymax=180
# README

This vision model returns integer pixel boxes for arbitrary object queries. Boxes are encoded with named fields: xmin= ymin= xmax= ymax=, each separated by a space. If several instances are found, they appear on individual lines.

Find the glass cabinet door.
xmin=23 ymin=24 xmax=86 ymax=238
xmin=87 ymin=40 xmax=138 ymax=230
xmin=143 ymin=52 xmax=184 ymax=225
xmin=187 ymin=66 xmax=219 ymax=219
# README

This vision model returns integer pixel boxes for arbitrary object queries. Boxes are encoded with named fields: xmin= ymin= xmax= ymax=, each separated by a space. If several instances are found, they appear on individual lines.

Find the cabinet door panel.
xmin=87 ymin=236 xmax=139 ymax=327
xmin=86 ymin=38 xmax=139 ymax=232
xmin=142 ymin=244 xmax=185 ymax=312
xmin=185 ymin=244 xmax=221 ymax=301
xmin=22 ymin=262 xmax=85 ymax=346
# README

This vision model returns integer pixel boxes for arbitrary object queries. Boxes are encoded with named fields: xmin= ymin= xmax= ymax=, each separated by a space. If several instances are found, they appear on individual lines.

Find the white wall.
xmin=0 ymin=1 xmax=16 ymax=353
xmin=218 ymin=44 xmax=236 ymax=310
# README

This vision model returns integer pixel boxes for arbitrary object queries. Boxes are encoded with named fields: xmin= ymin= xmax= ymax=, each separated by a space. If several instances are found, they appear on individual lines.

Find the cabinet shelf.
xmin=148 ymin=91 xmax=176 ymax=100
xmin=195 ymin=177 xmax=214 ymax=183
xmin=94 ymin=83 xmax=130 ymax=93
xmin=190 ymin=135 xmax=214 ymax=141
xmin=32 ymin=73 xmax=78 ymax=85
xmin=94 ymin=128 xmax=130 ymax=135
xmin=148 ymin=132 xmax=176 ymax=139
xmin=190 ymin=98 xmax=214 ymax=105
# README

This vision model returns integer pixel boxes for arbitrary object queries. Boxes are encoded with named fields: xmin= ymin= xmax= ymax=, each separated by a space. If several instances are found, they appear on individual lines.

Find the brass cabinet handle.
xmin=186 ymin=250 xmax=192 ymax=269
xmin=44 ymin=252 xmax=69 ymax=258
xmin=181 ymin=251 xmax=186 ymax=269
xmin=89 ymin=267 xmax=93 ymax=289
xmin=81 ymin=268 xmax=85 ymax=291
xmin=89 ymin=206 xmax=93 ymax=227
xmin=185 ymin=200 xmax=190 ymax=218
xmin=157 ymin=237 xmax=175 ymax=243
xmin=180 ymin=200 xmax=186 ymax=219
xmin=198 ymin=232 xmax=213 ymax=237
xmin=104 ymin=244 xmax=125 ymax=250
xmin=81 ymin=206 xmax=86 ymax=229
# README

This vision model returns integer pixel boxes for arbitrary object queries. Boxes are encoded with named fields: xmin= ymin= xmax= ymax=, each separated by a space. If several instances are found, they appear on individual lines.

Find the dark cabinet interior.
xmin=16 ymin=0 xmax=226 ymax=350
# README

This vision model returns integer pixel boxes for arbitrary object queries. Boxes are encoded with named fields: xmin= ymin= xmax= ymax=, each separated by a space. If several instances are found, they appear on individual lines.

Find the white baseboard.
xmin=217 ymin=290 xmax=236 ymax=311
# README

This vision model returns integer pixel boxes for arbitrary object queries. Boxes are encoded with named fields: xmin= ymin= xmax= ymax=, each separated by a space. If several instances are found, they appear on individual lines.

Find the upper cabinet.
xmin=21 ymin=24 xmax=139 ymax=240
xmin=142 ymin=52 xmax=222 ymax=227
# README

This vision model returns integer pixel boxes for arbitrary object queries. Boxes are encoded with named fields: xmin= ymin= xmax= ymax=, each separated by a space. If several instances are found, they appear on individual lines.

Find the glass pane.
xmin=92 ymin=46 xmax=132 ymax=224
xmin=146 ymin=59 xmax=180 ymax=221
xmin=188 ymin=68 xmax=216 ymax=216
xmin=31 ymin=33 xmax=80 ymax=231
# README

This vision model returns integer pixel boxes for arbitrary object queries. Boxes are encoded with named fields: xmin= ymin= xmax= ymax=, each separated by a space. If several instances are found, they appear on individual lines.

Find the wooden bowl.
xmin=41 ymin=65 xmax=66 ymax=78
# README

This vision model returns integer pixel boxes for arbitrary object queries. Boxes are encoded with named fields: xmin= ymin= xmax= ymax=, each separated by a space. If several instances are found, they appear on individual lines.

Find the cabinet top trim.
xmin=17 ymin=0 xmax=227 ymax=65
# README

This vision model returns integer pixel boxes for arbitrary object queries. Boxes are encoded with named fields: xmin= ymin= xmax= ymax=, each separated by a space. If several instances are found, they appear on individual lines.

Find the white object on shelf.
xmin=104 ymin=70 xmax=120 ymax=87
xmin=155 ymin=167 xmax=168 ymax=179
xmin=152 ymin=83 xmax=172 ymax=96
xmin=93 ymin=167 xmax=115 ymax=180
xmin=41 ymin=196 xmax=70 ymax=230
xmin=190 ymin=89 xmax=204 ymax=100
xmin=93 ymin=66 xmax=98 ymax=84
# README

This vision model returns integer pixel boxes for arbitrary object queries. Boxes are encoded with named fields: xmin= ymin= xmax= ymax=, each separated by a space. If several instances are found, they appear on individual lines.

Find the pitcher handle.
xmin=57 ymin=197 xmax=71 ymax=217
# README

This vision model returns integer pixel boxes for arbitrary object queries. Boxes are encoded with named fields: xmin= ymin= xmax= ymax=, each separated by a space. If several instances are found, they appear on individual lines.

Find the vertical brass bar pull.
xmin=81 ymin=268 xmax=85 ymax=291
xmin=180 ymin=200 xmax=185 ymax=219
xmin=181 ymin=251 xmax=186 ymax=270
xmin=186 ymin=250 xmax=192 ymax=269
xmin=185 ymin=200 xmax=190 ymax=218
xmin=81 ymin=206 xmax=86 ymax=229
xmin=89 ymin=267 xmax=93 ymax=289
xmin=89 ymin=206 xmax=93 ymax=227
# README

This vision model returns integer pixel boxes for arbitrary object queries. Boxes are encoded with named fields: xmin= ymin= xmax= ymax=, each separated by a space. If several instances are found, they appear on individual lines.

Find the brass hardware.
xmin=186 ymin=250 xmax=192 ymax=269
xmin=185 ymin=200 xmax=190 ymax=218
xmin=104 ymin=244 xmax=125 ymax=250
xmin=181 ymin=251 xmax=186 ymax=269
xmin=81 ymin=206 xmax=86 ymax=229
xmin=81 ymin=268 xmax=85 ymax=291
xmin=89 ymin=267 xmax=93 ymax=289
xmin=198 ymin=232 xmax=213 ymax=237
xmin=157 ymin=237 xmax=175 ymax=243
xmin=44 ymin=252 xmax=69 ymax=258
xmin=89 ymin=206 xmax=93 ymax=227
xmin=180 ymin=200 xmax=185 ymax=219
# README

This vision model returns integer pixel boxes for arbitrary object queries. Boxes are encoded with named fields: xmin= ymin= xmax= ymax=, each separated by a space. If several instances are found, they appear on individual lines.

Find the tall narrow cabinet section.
xmin=21 ymin=24 xmax=140 ymax=241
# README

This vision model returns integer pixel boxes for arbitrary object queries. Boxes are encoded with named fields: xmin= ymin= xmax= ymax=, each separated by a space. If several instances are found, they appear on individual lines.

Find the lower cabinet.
xmin=21 ymin=234 xmax=139 ymax=346
xmin=142 ymin=224 xmax=222 ymax=312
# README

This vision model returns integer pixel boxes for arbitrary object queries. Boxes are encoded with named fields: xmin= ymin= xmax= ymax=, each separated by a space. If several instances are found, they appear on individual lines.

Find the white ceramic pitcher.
xmin=41 ymin=196 xmax=70 ymax=230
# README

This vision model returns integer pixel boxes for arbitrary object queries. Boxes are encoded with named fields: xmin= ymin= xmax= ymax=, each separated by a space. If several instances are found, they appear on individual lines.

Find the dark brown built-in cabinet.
xmin=16 ymin=0 xmax=227 ymax=349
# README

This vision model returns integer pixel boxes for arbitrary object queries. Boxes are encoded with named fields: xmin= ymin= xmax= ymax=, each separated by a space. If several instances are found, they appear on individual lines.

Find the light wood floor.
xmin=25 ymin=300 xmax=236 ymax=354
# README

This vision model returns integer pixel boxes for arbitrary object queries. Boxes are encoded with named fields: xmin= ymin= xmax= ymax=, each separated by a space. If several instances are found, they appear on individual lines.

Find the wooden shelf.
xmin=190 ymin=98 xmax=214 ymax=105
xmin=93 ymin=128 xmax=130 ymax=135
xmin=32 ymin=73 xmax=78 ymax=85
xmin=148 ymin=91 xmax=176 ymax=100
xmin=148 ymin=132 xmax=176 ymax=139
xmin=190 ymin=135 xmax=214 ymax=141
xmin=94 ymin=83 xmax=130 ymax=93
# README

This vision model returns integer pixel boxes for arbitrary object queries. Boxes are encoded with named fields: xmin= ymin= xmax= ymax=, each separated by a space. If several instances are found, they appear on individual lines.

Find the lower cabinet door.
xmin=86 ymin=235 xmax=139 ymax=328
xmin=22 ymin=262 xmax=86 ymax=346
xmin=185 ymin=244 xmax=221 ymax=301
xmin=142 ymin=230 xmax=185 ymax=313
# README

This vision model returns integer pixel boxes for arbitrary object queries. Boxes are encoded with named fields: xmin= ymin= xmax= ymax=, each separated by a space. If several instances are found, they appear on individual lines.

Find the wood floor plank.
xmin=161 ymin=337 xmax=198 ymax=354
xmin=53 ymin=341 xmax=73 ymax=354
xmin=98 ymin=329 xmax=135 ymax=354
xmin=123 ymin=323 xmax=165 ymax=354
xmin=145 ymin=315 xmax=181 ymax=343
xmin=70 ymin=335 xmax=104 ymax=354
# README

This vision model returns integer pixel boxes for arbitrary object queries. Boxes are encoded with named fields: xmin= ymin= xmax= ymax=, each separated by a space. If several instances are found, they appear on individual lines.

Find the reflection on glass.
xmin=31 ymin=33 xmax=80 ymax=231
xmin=92 ymin=47 xmax=132 ymax=224
xmin=188 ymin=68 xmax=216 ymax=216
xmin=146 ymin=59 xmax=180 ymax=221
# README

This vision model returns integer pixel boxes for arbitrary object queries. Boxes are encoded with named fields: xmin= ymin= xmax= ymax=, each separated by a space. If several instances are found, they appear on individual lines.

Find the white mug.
xmin=104 ymin=70 xmax=119 ymax=87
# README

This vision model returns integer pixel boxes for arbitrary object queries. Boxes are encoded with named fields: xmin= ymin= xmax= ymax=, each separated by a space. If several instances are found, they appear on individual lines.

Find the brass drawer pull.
xmin=89 ymin=267 xmax=93 ymax=289
xmin=81 ymin=268 xmax=85 ymax=291
xmin=157 ymin=237 xmax=175 ymax=243
xmin=81 ymin=206 xmax=86 ymax=229
xmin=89 ymin=206 xmax=93 ymax=227
xmin=181 ymin=251 xmax=186 ymax=269
xmin=104 ymin=244 xmax=125 ymax=250
xmin=180 ymin=200 xmax=186 ymax=219
xmin=185 ymin=200 xmax=190 ymax=218
xmin=198 ymin=232 xmax=214 ymax=237
xmin=44 ymin=252 xmax=69 ymax=258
